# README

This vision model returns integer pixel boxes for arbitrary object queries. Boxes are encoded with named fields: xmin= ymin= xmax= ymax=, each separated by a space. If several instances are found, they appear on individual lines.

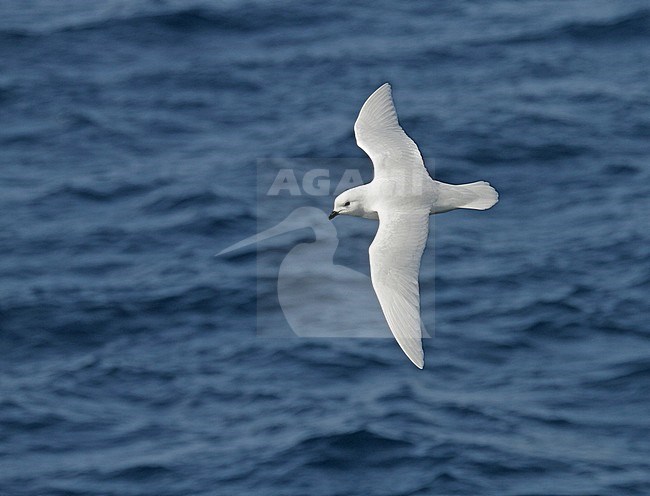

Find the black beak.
xmin=328 ymin=211 xmax=339 ymax=220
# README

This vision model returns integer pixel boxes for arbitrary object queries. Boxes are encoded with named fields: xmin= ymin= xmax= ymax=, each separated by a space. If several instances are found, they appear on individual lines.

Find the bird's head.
xmin=329 ymin=187 xmax=366 ymax=220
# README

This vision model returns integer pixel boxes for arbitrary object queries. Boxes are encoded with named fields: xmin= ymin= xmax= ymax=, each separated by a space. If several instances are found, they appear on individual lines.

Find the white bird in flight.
xmin=329 ymin=83 xmax=499 ymax=369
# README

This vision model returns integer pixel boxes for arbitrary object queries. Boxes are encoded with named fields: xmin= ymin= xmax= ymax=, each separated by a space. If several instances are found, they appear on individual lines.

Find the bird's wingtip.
xmin=379 ymin=82 xmax=392 ymax=93
xmin=406 ymin=352 xmax=424 ymax=369
xmin=368 ymin=82 xmax=391 ymax=95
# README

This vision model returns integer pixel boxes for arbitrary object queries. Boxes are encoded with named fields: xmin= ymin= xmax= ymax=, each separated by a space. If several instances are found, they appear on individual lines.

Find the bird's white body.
xmin=331 ymin=83 xmax=499 ymax=368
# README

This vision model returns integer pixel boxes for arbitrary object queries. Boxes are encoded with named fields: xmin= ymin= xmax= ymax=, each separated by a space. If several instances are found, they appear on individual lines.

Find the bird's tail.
xmin=434 ymin=181 xmax=499 ymax=212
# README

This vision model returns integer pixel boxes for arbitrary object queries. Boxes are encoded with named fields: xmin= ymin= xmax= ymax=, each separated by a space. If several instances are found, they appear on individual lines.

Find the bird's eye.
xmin=344 ymin=201 xmax=351 ymax=206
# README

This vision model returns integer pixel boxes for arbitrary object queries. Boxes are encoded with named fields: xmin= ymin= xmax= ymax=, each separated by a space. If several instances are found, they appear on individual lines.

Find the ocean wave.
xmin=267 ymin=343 xmax=393 ymax=372
xmin=583 ymin=358 xmax=650 ymax=388
xmin=0 ymin=5 xmax=331 ymax=39
xmin=562 ymin=9 xmax=650 ymax=41
xmin=35 ymin=177 xmax=171 ymax=205
xmin=462 ymin=141 xmax=589 ymax=165
xmin=141 ymin=189 xmax=222 ymax=213
xmin=285 ymin=428 xmax=413 ymax=467
xmin=166 ymin=208 xmax=256 ymax=235
xmin=503 ymin=9 xmax=650 ymax=45
xmin=101 ymin=463 xmax=175 ymax=481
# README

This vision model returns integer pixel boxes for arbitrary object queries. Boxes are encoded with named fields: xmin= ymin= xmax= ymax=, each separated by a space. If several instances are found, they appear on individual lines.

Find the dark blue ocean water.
xmin=1 ymin=1 xmax=649 ymax=494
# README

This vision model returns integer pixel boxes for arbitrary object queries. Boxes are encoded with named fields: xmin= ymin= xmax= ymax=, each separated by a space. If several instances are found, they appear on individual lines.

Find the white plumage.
xmin=330 ymin=83 xmax=499 ymax=368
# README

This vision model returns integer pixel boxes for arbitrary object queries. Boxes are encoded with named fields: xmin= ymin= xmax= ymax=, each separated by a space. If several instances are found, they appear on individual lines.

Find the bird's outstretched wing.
xmin=369 ymin=208 xmax=430 ymax=368
xmin=354 ymin=83 xmax=429 ymax=180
